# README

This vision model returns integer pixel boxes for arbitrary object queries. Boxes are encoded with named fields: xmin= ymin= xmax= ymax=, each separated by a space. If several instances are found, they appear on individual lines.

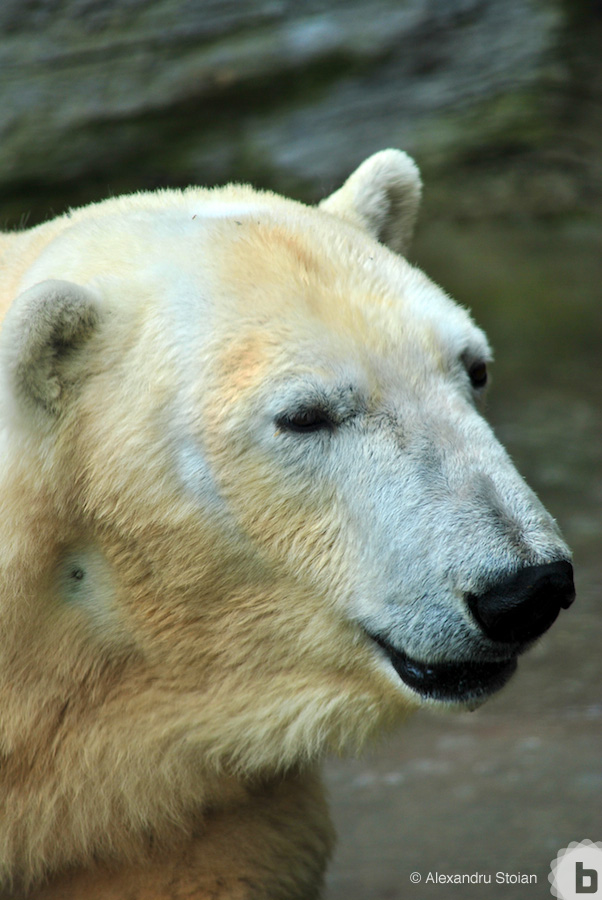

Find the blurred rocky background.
xmin=1 ymin=2 xmax=600 ymax=898
xmin=0 ymin=0 xmax=600 ymax=225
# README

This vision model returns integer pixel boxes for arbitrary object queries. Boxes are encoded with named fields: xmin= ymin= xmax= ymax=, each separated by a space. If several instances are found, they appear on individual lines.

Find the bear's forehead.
xmin=186 ymin=219 xmax=489 ymax=413
xmin=22 ymin=189 xmax=488 ymax=377
xmin=199 ymin=212 xmax=487 ymax=370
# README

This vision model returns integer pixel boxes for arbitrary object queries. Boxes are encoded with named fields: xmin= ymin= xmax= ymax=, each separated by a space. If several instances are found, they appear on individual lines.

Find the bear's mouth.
xmin=368 ymin=633 xmax=518 ymax=704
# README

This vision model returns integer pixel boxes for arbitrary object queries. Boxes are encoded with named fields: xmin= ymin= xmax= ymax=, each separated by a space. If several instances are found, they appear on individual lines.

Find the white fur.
xmin=0 ymin=150 xmax=571 ymax=897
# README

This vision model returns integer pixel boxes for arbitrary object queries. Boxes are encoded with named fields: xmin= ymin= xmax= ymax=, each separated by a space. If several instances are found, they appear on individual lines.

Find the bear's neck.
xmin=3 ymin=769 xmax=334 ymax=900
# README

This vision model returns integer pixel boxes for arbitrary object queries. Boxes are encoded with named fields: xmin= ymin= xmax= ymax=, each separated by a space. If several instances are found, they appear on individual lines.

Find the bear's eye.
xmin=468 ymin=360 xmax=488 ymax=390
xmin=276 ymin=407 xmax=334 ymax=434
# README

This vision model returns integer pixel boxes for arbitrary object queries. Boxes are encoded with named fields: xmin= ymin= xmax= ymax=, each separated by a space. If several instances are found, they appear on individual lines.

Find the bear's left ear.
xmin=0 ymin=279 xmax=103 ymax=416
xmin=319 ymin=149 xmax=422 ymax=256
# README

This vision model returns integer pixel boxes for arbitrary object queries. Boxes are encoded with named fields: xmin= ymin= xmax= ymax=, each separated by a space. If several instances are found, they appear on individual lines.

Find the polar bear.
xmin=0 ymin=151 xmax=574 ymax=900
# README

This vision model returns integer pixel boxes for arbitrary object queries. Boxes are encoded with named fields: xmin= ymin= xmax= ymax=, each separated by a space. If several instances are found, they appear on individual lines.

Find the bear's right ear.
xmin=0 ymin=279 xmax=102 ymax=416
xmin=319 ymin=149 xmax=422 ymax=256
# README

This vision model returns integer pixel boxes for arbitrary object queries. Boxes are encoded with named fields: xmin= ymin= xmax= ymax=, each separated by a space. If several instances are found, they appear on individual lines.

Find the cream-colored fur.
xmin=0 ymin=151 xmax=569 ymax=899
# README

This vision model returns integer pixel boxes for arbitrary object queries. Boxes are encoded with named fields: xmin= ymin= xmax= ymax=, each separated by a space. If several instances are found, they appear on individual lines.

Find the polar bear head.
xmin=0 ymin=150 xmax=573 ymax=881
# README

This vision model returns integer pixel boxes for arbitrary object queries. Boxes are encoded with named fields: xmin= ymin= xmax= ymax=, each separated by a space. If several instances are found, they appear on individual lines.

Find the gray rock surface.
xmin=0 ymin=0 xmax=600 ymax=225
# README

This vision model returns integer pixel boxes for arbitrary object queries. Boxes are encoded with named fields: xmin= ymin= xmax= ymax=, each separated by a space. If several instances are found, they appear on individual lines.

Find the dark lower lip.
xmin=369 ymin=633 xmax=518 ymax=703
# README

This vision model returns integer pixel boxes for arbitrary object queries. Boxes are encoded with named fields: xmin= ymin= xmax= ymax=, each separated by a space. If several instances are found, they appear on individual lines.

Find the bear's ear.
xmin=0 ymin=279 xmax=102 ymax=416
xmin=319 ymin=149 xmax=422 ymax=256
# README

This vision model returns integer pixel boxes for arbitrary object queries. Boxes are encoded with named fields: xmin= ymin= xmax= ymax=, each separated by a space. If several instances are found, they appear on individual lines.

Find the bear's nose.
xmin=467 ymin=560 xmax=575 ymax=644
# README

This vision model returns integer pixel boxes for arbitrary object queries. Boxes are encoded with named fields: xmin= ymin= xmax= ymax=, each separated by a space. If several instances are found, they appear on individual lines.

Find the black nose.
xmin=467 ymin=560 xmax=575 ymax=643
